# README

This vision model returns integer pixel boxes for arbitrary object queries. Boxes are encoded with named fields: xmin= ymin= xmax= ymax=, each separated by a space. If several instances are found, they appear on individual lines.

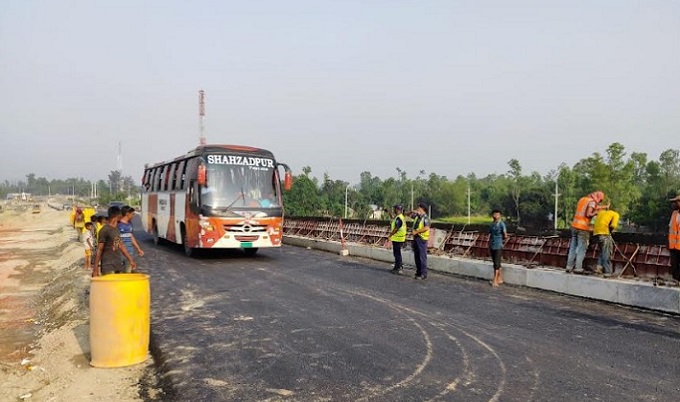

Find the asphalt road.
xmin=136 ymin=230 xmax=680 ymax=401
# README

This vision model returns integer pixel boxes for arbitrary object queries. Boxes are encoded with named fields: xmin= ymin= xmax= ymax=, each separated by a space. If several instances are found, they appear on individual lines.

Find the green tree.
xmin=557 ymin=164 xmax=578 ymax=228
xmin=629 ymin=159 xmax=676 ymax=231
xmin=108 ymin=170 xmax=122 ymax=194
xmin=507 ymin=159 xmax=525 ymax=224
xmin=604 ymin=143 xmax=638 ymax=214
xmin=659 ymin=149 xmax=680 ymax=194
xmin=35 ymin=177 xmax=50 ymax=196
xmin=282 ymin=166 xmax=323 ymax=216
xmin=26 ymin=173 xmax=36 ymax=193
xmin=321 ymin=174 xmax=349 ymax=217
xmin=358 ymin=171 xmax=383 ymax=207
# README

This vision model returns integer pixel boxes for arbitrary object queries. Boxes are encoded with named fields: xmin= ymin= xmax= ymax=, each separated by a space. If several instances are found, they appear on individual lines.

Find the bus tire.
xmin=152 ymin=221 xmax=160 ymax=246
xmin=244 ymin=248 xmax=258 ymax=257
xmin=181 ymin=226 xmax=194 ymax=257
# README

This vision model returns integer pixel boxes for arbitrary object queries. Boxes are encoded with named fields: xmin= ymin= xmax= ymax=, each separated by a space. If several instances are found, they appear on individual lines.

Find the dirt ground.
xmin=0 ymin=202 xmax=161 ymax=402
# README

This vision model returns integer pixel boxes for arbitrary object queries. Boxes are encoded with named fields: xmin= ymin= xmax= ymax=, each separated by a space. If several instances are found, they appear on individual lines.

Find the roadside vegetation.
xmin=2 ymin=143 xmax=678 ymax=232
xmin=282 ymin=143 xmax=680 ymax=232
xmin=1 ymin=170 xmax=141 ymax=207
xmin=437 ymin=216 xmax=493 ymax=225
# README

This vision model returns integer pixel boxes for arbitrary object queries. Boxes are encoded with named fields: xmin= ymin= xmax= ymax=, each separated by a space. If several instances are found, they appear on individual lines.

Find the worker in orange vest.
xmin=669 ymin=195 xmax=680 ymax=282
xmin=566 ymin=191 xmax=609 ymax=273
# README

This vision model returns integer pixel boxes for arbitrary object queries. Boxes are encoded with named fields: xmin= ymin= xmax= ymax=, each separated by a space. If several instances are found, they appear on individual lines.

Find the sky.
xmin=1 ymin=0 xmax=678 ymax=184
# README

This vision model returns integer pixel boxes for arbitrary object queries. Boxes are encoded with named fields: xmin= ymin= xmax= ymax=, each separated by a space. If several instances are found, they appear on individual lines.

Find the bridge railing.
xmin=283 ymin=217 xmax=674 ymax=282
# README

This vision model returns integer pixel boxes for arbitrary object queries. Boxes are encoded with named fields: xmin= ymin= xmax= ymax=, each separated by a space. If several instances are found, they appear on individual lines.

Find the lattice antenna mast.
xmin=117 ymin=141 xmax=124 ymax=194
xmin=116 ymin=141 xmax=123 ymax=173
xmin=199 ymin=89 xmax=206 ymax=145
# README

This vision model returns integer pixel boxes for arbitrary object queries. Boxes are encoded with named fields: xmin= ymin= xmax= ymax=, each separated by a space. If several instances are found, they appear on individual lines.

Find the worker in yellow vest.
xmin=410 ymin=203 xmax=430 ymax=280
xmin=389 ymin=204 xmax=407 ymax=274
xmin=592 ymin=205 xmax=619 ymax=277
xmin=668 ymin=195 xmax=680 ymax=282
xmin=566 ymin=191 xmax=608 ymax=273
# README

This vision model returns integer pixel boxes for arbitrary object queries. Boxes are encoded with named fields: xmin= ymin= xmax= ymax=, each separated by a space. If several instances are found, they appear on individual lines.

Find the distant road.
xmin=136 ymin=223 xmax=680 ymax=401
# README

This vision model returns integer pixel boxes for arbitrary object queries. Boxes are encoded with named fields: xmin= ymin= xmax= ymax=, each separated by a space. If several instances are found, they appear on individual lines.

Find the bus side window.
xmin=181 ymin=160 xmax=189 ymax=190
xmin=175 ymin=161 xmax=185 ymax=190
xmin=150 ymin=169 xmax=158 ymax=191
xmin=159 ymin=165 xmax=167 ymax=191
xmin=143 ymin=170 xmax=151 ymax=191
xmin=169 ymin=163 xmax=177 ymax=190
xmin=189 ymin=180 xmax=200 ymax=213
xmin=184 ymin=157 xmax=197 ymax=192
xmin=155 ymin=168 xmax=161 ymax=191
xmin=164 ymin=164 xmax=174 ymax=191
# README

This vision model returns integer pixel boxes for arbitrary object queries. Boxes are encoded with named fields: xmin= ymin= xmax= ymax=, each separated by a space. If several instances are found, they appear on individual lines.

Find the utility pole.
xmin=345 ymin=185 xmax=351 ymax=219
xmin=199 ymin=89 xmax=206 ymax=146
xmin=410 ymin=183 xmax=414 ymax=212
xmin=554 ymin=170 xmax=560 ymax=231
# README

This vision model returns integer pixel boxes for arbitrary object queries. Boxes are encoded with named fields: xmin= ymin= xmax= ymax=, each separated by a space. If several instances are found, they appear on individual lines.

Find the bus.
xmin=141 ymin=144 xmax=292 ymax=257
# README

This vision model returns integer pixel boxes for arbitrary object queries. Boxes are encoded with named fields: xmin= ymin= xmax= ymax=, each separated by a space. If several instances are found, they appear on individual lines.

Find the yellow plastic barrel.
xmin=90 ymin=273 xmax=150 ymax=368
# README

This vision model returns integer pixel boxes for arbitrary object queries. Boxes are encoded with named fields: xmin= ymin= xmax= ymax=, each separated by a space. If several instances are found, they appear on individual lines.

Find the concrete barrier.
xmin=284 ymin=235 xmax=680 ymax=315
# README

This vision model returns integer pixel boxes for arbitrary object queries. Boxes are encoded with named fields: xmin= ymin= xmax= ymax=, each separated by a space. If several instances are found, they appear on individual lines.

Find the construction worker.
xmin=73 ymin=207 xmax=86 ymax=235
xmin=489 ymin=209 xmax=509 ymax=286
xmin=592 ymin=204 xmax=619 ymax=277
xmin=566 ymin=191 xmax=608 ymax=273
xmin=410 ymin=203 xmax=430 ymax=280
xmin=389 ymin=204 xmax=407 ymax=274
xmin=668 ymin=195 xmax=680 ymax=282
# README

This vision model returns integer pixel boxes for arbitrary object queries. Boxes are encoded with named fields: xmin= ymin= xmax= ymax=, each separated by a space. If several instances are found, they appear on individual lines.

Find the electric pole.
xmin=554 ymin=170 xmax=560 ymax=231
xmin=467 ymin=183 xmax=471 ymax=225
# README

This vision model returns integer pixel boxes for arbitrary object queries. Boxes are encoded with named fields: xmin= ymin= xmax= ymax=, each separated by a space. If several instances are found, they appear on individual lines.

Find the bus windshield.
xmin=201 ymin=163 xmax=280 ymax=211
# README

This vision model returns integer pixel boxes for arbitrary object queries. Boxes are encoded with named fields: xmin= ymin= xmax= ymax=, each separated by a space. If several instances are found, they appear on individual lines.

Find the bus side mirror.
xmin=198 ymin=165 xmax=207 ymax=186
xmin=284 ymin=171 xmax=293 ymax=191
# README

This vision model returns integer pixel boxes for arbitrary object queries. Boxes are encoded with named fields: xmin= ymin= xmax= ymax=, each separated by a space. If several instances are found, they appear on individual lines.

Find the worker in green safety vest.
xmin=389 ymin=204 xmax=407 ymax=274
xmin=410 ymin=203 xmax=430 ymax=280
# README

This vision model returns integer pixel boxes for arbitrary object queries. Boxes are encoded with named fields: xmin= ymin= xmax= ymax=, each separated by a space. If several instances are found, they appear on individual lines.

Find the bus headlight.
xmin=199 ymin=219 xmax=214 ymax=231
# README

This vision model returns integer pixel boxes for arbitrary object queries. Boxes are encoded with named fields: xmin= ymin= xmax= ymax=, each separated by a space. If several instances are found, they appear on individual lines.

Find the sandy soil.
xmin=0 ymin=202 xmax=158 ymax=402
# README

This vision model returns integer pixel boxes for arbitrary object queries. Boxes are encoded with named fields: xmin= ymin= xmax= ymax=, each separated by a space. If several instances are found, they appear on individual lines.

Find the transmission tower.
xmin=199 ymin=89 xmax=206 ymax=146
xmin=117 ymin=141 xmax=123 ymax=173
xmin=116 ymin=141 xmax=123 ymax=194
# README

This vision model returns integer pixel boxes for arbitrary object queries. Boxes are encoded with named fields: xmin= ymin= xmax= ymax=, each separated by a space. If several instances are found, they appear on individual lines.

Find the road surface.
xmin=137 ymin=232 xmax=680 ymax=401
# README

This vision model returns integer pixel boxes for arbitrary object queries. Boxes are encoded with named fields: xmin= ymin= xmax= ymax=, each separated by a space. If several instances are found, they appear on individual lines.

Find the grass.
xmin=436 ymin=215 xmax=493 ymax=225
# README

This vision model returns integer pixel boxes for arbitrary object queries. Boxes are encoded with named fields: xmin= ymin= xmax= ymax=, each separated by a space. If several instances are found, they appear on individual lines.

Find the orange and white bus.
xmin=141 ymin=144 xmax=292 ymax=257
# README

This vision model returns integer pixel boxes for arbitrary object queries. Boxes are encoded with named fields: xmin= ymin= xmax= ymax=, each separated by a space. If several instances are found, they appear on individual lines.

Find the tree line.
xmin=282 ymin=143 xmax=680 ymax=232
xmin=4 ymin=143 xmax=677 ymax=233
xmin=0 ymin=171 xmax=140 ymax=206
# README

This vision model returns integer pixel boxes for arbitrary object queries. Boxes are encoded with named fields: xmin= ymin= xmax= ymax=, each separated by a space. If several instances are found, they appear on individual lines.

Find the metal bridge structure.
xmin=284 ymin=217 xmax=674 ymax=282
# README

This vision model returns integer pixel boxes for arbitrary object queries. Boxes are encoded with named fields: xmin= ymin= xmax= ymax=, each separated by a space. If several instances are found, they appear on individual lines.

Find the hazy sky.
xmin=1 ymin=0 xmax=678 ymax=184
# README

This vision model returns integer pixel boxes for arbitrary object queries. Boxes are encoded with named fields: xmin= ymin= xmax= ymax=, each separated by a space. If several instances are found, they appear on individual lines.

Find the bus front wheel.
xmin=152 ymin=222 xmax=160 ymax=246
xmin=182 ymin=227 xmax=194 ymax=257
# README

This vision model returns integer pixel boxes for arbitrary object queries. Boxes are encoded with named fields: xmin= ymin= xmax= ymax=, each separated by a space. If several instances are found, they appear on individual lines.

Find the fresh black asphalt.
xmin=135 ymin=230 xmax=680 ymax=402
